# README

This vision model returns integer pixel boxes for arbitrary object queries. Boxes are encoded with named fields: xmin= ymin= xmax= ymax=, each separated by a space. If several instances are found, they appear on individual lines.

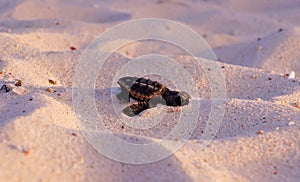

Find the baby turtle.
xmin=117 ymin=76 xmax=191 ymax=116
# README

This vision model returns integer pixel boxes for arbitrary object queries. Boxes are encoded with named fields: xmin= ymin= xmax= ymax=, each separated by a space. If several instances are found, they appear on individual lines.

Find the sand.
xmin=0 ymin=0 xmax=299 ymax=181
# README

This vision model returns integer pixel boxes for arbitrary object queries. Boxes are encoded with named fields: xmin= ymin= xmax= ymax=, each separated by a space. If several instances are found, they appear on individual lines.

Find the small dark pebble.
xmin=70 ymin=46 xmax=77 ymax=50
xmin=49 ymin=79 xmax=57 ymax=85
xmin=121 ymin=125 xmax=125 ymax=129
xmin=29 ymin=98 xmax=33 ymax=101
xmin=261 ymin=116 xmax=267 ymax=123
xmin=0 ymin=84 xmax=10 ymax=93
xmin=208 ymin=68 xmax=211 ymax=71
xmin=268 ymin=77 xmax=272 ymax=80
xmin=22 ymin=110 xmax=25 ymax=113
xmin=71 ymin=133 xmax=77 ymax=137
xmin=22 ymin=148 xmax=30 ymax=156
xmin=57 ymin=93 xmax=61 ymax=96
xmin=46 ymin=87 xmax=55 ymax=93
xmin=221 ymin=66 xmax=225 ymax=68
xmin=56 ymin=22 xmax=60 ymax=25
xmin=278 ymin=28 xmax=283 ymax=32
xmin=15 ymin=80 xmax=22 ymax=87
xmin=257 ymin=37 xmax=261 ymax=41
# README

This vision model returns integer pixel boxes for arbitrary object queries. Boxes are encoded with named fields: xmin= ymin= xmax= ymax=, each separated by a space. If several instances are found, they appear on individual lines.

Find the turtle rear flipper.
xmin=123 ymin=101 xmax=149 ymax=117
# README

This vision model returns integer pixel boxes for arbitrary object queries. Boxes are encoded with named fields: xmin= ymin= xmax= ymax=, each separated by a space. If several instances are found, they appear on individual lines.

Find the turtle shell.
xmin=117 ymin=76 xmax=166 ymax=101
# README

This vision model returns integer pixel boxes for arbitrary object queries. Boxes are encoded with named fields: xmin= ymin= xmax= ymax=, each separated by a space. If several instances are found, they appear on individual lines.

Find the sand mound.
xmin=1 ymin=51 xmax=299 ymax=181
xmin=214 ymin=27 xmax=300 ymax=76
xmin=11 ymin=1 xmax=131 ymax=23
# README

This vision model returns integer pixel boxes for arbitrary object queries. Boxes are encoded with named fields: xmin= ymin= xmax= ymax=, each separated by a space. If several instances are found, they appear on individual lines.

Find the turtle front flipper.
xmin=117 ymin=87 xmax=130 ymax=103
xmin=123 ymin=101 xmax=149 ymax=117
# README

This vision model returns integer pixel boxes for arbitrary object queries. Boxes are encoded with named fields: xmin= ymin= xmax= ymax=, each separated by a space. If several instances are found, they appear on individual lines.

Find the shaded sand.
xmin=0 ymin=0 xmax=300 ymax=181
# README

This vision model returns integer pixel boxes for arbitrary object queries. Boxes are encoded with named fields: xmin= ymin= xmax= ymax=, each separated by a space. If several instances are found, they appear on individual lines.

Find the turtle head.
xmin=117 ymin=76 xmax=138 ymax=87
xmin=175 ymin=91 xmax=191 ymax=106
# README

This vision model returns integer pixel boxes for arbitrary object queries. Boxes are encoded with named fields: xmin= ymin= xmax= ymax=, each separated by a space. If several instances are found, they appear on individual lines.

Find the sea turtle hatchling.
xmin=117 ymin=76 xmax=191 ymax=117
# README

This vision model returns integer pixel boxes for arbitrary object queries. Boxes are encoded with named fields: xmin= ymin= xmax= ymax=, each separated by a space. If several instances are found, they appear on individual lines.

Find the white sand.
xmin=0 ymin=0 xmax=299 ymax=181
